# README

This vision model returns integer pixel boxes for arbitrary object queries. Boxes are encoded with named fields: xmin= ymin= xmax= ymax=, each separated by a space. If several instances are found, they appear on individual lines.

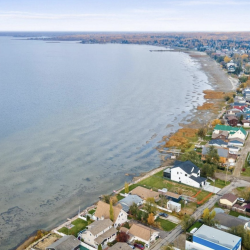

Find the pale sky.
xmin=0 ymin=0 xmax=250 ymax=31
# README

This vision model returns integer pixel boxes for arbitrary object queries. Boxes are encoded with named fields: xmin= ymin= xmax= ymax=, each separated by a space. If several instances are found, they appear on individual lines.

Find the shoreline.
xmin=15 ymin=47 xmax=233 ymax=250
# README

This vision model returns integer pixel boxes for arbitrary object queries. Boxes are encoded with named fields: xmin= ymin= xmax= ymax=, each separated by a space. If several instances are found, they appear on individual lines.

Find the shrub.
xmin=242 ymin=168 xmax=246 ymax=172
xmin=134 ymin=240 xmax=145 ymax=246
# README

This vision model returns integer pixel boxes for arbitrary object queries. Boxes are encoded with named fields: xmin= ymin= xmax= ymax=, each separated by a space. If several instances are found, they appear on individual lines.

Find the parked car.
xmin=238 ymin=198 xmax=245 ymax=203
xmin=159 ymin=212 xmax=168 ymax=218
xmin=128 ymin=245 xmax=135 ymax=249
xmin=134 ymin=243 xmax=145 ymax=250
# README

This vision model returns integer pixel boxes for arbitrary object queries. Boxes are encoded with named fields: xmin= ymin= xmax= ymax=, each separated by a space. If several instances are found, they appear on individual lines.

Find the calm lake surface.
xmin=0 ymin=37 xmax=210 ymax=249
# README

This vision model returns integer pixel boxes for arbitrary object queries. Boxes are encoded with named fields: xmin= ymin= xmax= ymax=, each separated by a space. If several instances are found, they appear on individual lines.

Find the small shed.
xmin=167 ymin=200 xmax=181 ymax=212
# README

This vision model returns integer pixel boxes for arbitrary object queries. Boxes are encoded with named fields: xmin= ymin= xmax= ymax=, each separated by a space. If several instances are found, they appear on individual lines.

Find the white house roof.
xmin=193 ymin=224 xmax=241 ymax=249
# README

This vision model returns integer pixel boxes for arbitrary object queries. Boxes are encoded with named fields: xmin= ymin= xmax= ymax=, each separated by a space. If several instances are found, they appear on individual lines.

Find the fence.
xmin=218 ymin=203 xmax=250 ymax=217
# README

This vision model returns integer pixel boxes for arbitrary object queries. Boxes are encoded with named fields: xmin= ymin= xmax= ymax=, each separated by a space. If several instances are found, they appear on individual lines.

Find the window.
xmin=179 ymin=177 xmax=180 ymax=179
xmin=185 ymin=174 xmax=187 ymax=176
xmin=177 ymin=172 xmax=179 ymax=174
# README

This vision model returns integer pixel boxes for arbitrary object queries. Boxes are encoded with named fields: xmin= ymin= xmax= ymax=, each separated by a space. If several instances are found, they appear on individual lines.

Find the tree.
xmin=224 ymin=56 xmax=231 ymax=63
xmin=136 ymin=210 xmax=143 ymax=221
xmin=211 ymin=119 xmax=221 ymax=127
xmin=201 ymin=163 xmax=215 ymax=178
xmin=125 ymin=182 xmax=129 ymax=194
xmin=181 ymin=215 xmax=195 ymax=232
xmin=164 ymin=246 xmax=175 ymax=250
xmin=102 ymin=195 xmax=111 ymax=204
xmin=181 ymin=151 xmax=202 ymax=167
xmin=110 ymin=199 xmax=114 ymax=221
xmin=144 ymin=197 xmax=157 ymax=214
xmin=202 ymin=208 xmax=216 ymax=226
xmin=160 ymin=195 xmax=167 ymax=207
xmin=240 ymin=114 xmax=244 ymax=122
xmin=245 ymin=64 xmax=250 ymax=74
xmin=98 ymin=245 xmax=102 ymax=250
xmin=129 ymin=202 xmax=138 ymax=215
xmin=116 ymin=231 xmax=130 ymax=242
xmin=197 ymin=128 xmax=206 ymax=140
xmin=229 ymin=225 xmax=250 ymax=250
xmin=206 ymin=146 xmax=220 ymax=165
xmin=224 ymin=95 xmax=230 ymax=101
xmin=147 ymin=213 xmax=155 ymax=225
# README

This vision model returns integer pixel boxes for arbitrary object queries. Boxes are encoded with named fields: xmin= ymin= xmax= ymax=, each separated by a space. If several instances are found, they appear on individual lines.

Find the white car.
xmin=238 ymin=198 xmax=245 ymax=203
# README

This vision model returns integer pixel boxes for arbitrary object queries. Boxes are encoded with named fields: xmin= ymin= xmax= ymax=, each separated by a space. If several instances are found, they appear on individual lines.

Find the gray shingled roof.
xmin=215 ymin=213 xmax=246 ymax=228
xmin=172 ymin=161 xmax=199 ymax=174
xmin=88 ymin=219 xmax=113 ymax=235
xmin=46 ymin=235 xmax=80 ymax=250
xmin=189 ymin=176 xmax=207 ymax=184
xmin=118 ymin=195 xmax=143 ymax=212
xmin=202 ymin=146 xmax=229 ymax=158
xmin=209 ymin=139 xmax=228 ymax=147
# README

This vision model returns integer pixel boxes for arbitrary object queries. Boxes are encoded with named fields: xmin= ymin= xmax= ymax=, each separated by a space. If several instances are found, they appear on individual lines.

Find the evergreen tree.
xmin=110 ymin=199 xmax=114 ymax=221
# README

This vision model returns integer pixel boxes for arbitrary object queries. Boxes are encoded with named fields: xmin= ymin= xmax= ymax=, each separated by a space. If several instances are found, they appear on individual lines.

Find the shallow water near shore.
xmin=0 ymin=37 xmax=217 ymax=249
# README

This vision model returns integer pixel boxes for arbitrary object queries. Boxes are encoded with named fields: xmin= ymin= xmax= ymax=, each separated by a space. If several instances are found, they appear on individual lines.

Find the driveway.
xmin=233 ymin=134 xmax=250 ymax=177
xmin=203 ymin=184 xmax=221 ymax=193
xmin=160 ymin=215 xmax=180 ymax=224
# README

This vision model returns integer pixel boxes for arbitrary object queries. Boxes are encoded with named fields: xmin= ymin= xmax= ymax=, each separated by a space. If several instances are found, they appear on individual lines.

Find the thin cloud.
xmin=177 ymin=0 xmax=250 ymax=6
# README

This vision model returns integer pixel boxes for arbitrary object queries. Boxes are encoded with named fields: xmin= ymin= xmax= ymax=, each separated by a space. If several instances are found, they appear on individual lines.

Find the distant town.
xmin=21 ymin=37 xmax=250 ymax=250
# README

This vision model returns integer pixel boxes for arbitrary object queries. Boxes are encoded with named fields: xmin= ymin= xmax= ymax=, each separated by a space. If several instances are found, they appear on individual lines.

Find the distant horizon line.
xmin=1 ymin=30 xmax=250 ymax=33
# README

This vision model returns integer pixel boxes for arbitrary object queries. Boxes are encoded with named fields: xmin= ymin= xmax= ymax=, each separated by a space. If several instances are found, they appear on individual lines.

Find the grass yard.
xmin=241 ymin=153 xmax=250 ymax=176
xmin=187 ymin=221 xmax=203 ymax=233
xmin=116 ymin=194 xmax=125 ymax=201
xmin=229 ymin=210 xmax=250 ymax=218
xmin=88 ymin=209 xmax=95 ymax=215
xmin=156 ymin=218 xmax=177 ymax=231
xmin=207 ymin=179 xmax=230 ymax=189
xmin=58 ymin=218 xmax=88 ymax=237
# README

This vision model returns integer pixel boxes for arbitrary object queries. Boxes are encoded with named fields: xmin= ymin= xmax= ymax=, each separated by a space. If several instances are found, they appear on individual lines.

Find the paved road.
xmin=233 ymin=134 xmax=250 ymax=177
xmin=150 ymin=179 xmax=250 ymax=250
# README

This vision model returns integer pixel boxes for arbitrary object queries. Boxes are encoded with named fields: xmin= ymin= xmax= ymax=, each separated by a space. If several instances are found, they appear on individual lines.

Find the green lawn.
xmin=156 ymin=218 xmax=177 ymax=231
xmin=207 ymin=179 xmax=230 ymax=189
xmin=58 ymin=218 xmax=88 ymax=236
xmin=237 ymin=187 xmax=245 ymax=191
xmin=200 ymin=141 xmax=207 ymax=145
xmin=117 ymin=194 xmax=125 ymax=201
xmin=241 ymin=153 xmax=250 ymax=176
xmin=88 ymin=209 xmax=95 ymax=215
xmin=229 ymin=210 xmax=250 ymax=218
xmin=187 ymin=221 xmax=203 ymax=233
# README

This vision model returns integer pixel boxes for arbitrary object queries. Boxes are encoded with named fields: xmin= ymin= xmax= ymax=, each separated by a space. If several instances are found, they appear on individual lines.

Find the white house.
xmin=170 ymin=161 xmax=207 ymax=188
xmin=81 ymin=219 xmax=117 ymax=248
xmin=93 ymin=201 xmax=127 ymax=228
xmin=167 ymin=200 xmax=181 ymax=212
xmin=228 ymin=127 xmax=247 ymax=140
xmin=127 ymin=224 xmax=159 ymax=248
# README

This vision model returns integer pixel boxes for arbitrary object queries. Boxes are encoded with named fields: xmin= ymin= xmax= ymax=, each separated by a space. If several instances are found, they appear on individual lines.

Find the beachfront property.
xmin=186 ymin=224 xmax=242 ymax=250
xmin=231 ymin=102 xmax=248 ymax=111
xmin=208 ymin=139 xmax=228 ymax=147
xmin=118 ymin=195 xmax=143 ymax=213
xmin=213 ymin=125 xmax=247 ymax=141
xmin=169 ymin=161 xmax=207 ymax=188
xmin=122 ymin=223 xmax=159 ymax=247
xmin=130 ymin=186 xmax=160 ymax=201
xmin=93 ymin=201 xmax=128 ymax=228
xmin=46 ymin=235 xmax=81 ymax=250
xmin=80 ymin=219 xmax=117 ymax=248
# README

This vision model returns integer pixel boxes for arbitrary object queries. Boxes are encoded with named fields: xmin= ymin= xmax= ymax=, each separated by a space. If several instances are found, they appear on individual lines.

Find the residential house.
xmin=46 ymin=235 xmax=81 ymax=250
xmin=208 ymin=139 xmax=228 ymax=148
xmin=214 ymin=213 xmax=246 ymax=231
xmin=243 ymin=203 xmax=250 ymax=213
xmin=202 ymin=146 xmax=229 ymax=163
xmin=130 ymin=186 xmax=159 ymax=201
xmin=109 ymin=243 xmax=133 ymax=250
xmin=220 ymin=193 xmax=238 ymax=206
xmin=211 ymin=130 xmax=229 ymax=140
xmin=170 ymin=161 xmax=207 ymax=188
xmin=228 ymin=145 xmax=240 ymax=154
xmin=81 ymin=219 xmax=117 ymax=248
xmin=213 ymin=125 xmax=247 ymax=141
xmin=227 ymin=116 xmax=239 ymax=126
xmin=93 ymin=201 xmax=127 ymax=228
xmin=243 ymin=88 xmax=250 ymax=101
xmin=233 ymin=204 xmax=246 ymax=212
xmin=118 ymin=195 xmax=143 ymax=213
xmin=228 ymin=138 xmax=244 ymax=147
xmin=186 ymin=224 xmax=241 ymax=250
xmin=227 ymin=62 xmax=236 ymax=72
xmin=242 ymin=119 xmax=250 ymax=127
xmin=226 ymin=108 xmax=242 ymax=116
xmin=228 ymin=154 xmax=237 ymax=164
xmin=166 ymin=200 xmax=181 ymax=212
xmin=231 ymin=102 xmax=248 ymax=111
xmin=128 ymin=224 xmax=159 ymax=247
xmin=234 ymin=96 xmax=246 ymax=103
xmin=228 ymin=127 xmax=247 ymax=141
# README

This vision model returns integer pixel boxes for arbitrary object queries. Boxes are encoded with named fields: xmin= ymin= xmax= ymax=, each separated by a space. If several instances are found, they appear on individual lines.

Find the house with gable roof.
xmin=80 ymin=219 xmax=117 ymax=248
xmin=214 ymin=125 xmax=247 ymax=141
xmin=93 ymin=201 xmax=127 ymax=228
xmin=170 ymin=161 xmax=207 ymax=188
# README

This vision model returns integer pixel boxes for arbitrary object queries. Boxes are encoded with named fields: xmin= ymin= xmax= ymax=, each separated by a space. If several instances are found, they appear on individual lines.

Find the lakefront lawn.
xmin=58 ymin=218 xmax=88 ymax=237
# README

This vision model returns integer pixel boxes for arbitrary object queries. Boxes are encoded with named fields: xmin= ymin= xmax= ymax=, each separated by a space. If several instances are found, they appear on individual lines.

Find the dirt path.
xmin=233 ymin=134 xmax=250 ymax=177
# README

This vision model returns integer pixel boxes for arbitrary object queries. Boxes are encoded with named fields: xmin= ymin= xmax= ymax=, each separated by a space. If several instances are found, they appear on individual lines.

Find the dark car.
xmin=134 ymin=243 xmax=145 ymax=250
xmin=159 ymin=212 xmax=168 ymax=218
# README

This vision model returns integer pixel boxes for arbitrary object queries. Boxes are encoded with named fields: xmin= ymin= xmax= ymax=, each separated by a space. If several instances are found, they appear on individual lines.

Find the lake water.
xmin=0 ymin=37 xmax=210 ymax=249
